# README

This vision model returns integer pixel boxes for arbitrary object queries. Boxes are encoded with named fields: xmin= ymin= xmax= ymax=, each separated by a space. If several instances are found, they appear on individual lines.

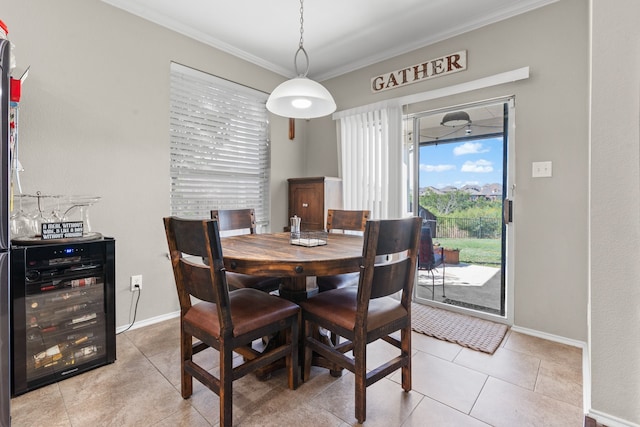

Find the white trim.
xmin=333 ymin=67 xmax=530 ymax=119
xmin=116 ymin=310 xmax=180 ymax=334
xmin=586 ymin=409 xmax=640 ymax=427
xmin=582 ymin=334 xmax=592 ymax=414
xmin=510 ymin=325 xmax=586 ymax=348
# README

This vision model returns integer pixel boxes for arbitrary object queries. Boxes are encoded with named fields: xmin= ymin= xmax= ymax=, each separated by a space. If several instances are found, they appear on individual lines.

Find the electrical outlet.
xmin=130 ymin=275 xmax=142 ymax=292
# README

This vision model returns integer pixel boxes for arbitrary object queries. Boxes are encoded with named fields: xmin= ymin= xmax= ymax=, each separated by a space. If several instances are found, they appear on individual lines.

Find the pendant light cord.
xmin=294 ymin=0 xmax=310 ymax=77
xmin=299 ymin=0 xmax=304 ymax=49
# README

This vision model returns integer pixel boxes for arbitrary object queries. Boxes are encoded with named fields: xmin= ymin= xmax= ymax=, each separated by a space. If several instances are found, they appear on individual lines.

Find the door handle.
xmin=503 ymin=199 xmax=513 ymax=224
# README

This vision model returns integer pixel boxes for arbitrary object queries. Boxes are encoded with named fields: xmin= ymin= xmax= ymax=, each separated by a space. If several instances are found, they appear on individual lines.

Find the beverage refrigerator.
xmin=1 ymin=37 xmax=13 ymax=427
xmin=10 ymin=238 xmax=116 ymax=396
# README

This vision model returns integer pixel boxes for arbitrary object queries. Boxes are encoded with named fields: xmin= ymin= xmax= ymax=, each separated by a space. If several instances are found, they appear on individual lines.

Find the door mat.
xmin=411 ymin=303 xmax=508 ymax=354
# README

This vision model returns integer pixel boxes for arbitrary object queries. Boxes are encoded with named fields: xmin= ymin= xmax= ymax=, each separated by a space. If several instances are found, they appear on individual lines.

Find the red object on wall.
xmin=10 ymin=78 xmax=20 ymax=102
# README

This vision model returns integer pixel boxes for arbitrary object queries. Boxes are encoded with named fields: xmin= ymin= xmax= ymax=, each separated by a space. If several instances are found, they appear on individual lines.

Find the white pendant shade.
xmin=266 ymin=76 xmax=336 ymax=119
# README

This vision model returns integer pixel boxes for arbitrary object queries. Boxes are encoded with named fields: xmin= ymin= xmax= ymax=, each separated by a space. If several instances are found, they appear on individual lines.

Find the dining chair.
xmin=315 ymin=209 xmax=370 ymax=292
xmin=211 ymin=209 xmax=281 ymax=293
xmin=163 ymin=217 xmax=300 ymax=427
xmin=300 ymin=216 xmax=422 ymax=424
xmin=418 ymin=223 xmax=446 ymax=298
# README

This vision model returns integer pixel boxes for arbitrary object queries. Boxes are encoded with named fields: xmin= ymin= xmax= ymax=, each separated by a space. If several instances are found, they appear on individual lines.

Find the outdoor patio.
xmin=415 ymin=263 xmax=502 ymax=315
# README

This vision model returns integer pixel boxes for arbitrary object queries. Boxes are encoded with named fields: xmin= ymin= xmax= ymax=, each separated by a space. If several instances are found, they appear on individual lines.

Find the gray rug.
xmin=411 ymin=303 xmax=508 ymax=354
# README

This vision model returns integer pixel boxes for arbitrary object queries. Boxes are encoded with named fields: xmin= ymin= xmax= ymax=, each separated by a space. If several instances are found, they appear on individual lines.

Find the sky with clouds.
xmin=419 ymin=136 xmax=503 ymax=189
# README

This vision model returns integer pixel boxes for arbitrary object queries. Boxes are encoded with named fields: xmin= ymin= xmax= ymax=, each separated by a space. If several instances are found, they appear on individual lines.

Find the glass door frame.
xmin=407 ymin=96 xmax=515 ymax=324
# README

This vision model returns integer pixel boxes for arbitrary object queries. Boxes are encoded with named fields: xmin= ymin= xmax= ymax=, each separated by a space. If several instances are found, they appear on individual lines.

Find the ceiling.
xmin=102 ymin=0 xmax=556 ymax=81
xmin=415 ymin=103 xmax=505 ymax=144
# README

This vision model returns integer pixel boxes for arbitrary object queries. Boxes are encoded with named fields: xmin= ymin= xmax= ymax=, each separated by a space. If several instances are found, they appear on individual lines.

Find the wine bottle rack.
xmin=11 ymin=238 xmax=116 ymax=396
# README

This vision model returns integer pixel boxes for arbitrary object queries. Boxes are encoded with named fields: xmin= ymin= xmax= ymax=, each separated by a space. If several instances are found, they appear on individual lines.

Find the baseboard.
xmin=509 ymin=325 xmax=585 ymax=348
xmin=586 ymin=409 xmax=640 ymax=427
xmin=116 ymin=310 xmax=180 ymax=334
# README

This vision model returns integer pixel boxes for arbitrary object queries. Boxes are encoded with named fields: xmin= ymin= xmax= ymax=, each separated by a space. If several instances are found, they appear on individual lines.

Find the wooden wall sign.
xmin=371 ymin=50 xmax=467 ymax=93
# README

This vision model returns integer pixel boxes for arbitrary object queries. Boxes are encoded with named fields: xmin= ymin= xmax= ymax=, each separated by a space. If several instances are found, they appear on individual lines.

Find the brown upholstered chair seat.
xmin=300 ymin=287 xmax=408 ymax=333
xmin=185 ymin=288 xmax=300 ymax=338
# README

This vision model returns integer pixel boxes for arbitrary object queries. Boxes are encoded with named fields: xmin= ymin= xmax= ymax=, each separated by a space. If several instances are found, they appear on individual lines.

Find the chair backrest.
xmin=211 ymin=209 xmax=257 ymax=236
xmin=164 ymin=217 xmax=232 ymax=326
xmin=326 ymin=209 xmax=370 ymax=233
xmin=418 ymin=224 xmax=436 ymax=269
xmin=357 ymin=217 xmax=422 ymax=314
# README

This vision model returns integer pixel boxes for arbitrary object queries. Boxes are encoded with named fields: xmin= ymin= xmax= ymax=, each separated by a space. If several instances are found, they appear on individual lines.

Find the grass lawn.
xmin=433 ymin=237 xmax=501 ymax=266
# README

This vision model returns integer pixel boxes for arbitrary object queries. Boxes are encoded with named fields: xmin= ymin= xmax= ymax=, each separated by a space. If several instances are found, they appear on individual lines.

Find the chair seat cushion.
xmin=300 ymin=287 xmax=407 ymax=333
xmin=316 ymin=272 xmax=359 ymax=292
xmin=226 ymin=271 xmax=281 ymax=293
xmin=184 ymin=288 xmax=299 ymax=338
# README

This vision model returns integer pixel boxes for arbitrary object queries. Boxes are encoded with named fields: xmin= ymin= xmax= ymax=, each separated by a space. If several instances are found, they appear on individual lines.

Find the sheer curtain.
xmin=335 ymin=102 xmax=403 ymax=219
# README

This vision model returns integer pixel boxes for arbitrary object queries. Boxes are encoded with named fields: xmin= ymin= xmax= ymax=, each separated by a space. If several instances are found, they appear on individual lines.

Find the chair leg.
xmin=354 ymin=337 xmax=367 ymax=424
xmin=430 ymin=270 xmax=435 ymax=301
xmin=330 ymin=331 xmax=340 ymax=346
xmin=401 ymin=326 xmax=412 ymax=392
xmin=180 ymin=330 xmax=193 ymax=398
xmin=303 ymin=319 xmax=313 ymax=382
xmin=219 ymin=347 xmax=234 ymax=427
xmin=442 ymin=263 xmax=446 ymax=297
xmin=288 ymin=315 xmax=300 ymax=390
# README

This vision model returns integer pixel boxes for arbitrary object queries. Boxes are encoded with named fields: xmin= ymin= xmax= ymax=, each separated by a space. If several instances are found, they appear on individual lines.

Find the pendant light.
xmin=440 ymin=111 xmax=472 ymax=127
xmin=266 ymin=0 xmax=336 ymax=119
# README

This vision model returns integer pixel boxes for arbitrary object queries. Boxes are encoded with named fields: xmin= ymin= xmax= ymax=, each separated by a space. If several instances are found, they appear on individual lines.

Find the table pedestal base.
xmin=278 ymin=277 xmax=318 ymax=303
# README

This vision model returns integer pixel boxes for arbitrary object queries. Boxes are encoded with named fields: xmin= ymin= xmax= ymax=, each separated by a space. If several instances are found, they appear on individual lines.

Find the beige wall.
xmin=3 ymin=0 xmax=299 ymax=327
xmin=590 ymin=0 xmax=640 ymax=423
xmin=313 ymin=0 xmax=590 ymax=342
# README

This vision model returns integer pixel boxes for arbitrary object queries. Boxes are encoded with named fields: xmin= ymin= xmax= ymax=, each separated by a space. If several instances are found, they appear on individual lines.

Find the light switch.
xmin=532 ymin=161 xmax=552 ymax=178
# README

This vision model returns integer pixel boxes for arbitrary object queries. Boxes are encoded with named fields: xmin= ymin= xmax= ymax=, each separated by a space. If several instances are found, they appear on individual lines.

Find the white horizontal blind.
xmin=169 ymin=63 xmax=270 ymax=228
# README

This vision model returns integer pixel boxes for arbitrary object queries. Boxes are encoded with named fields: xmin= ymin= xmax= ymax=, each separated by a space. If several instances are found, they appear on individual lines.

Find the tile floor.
xmin=10 ymin=315 xmax=585 ymax=426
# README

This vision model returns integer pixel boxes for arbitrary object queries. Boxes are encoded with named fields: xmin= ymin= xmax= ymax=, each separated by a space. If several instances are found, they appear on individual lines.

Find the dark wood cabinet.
xmin=288 ymin=177 xmax=343 ymax=231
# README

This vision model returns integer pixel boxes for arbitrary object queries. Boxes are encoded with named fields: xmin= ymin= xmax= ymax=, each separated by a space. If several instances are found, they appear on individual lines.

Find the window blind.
xmin=337 ymin=105 xmax=403 ymax=219
xmin=169 ymin=63 xmax=270 ymax=229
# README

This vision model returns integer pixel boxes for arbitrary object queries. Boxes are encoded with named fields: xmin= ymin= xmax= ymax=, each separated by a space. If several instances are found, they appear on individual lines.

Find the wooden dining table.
xmin=221 ymin=231 xmax=363 ymax=377
xmin=221 ymin=232 xmax=364 ymax=302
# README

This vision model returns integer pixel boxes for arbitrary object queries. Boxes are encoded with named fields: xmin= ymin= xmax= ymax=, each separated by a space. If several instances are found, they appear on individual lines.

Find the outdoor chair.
xmin=300 ymin=216 xmax=422 ymax=424
xmin=418 ymin=223 xmax=446 ymax=298
xmin=211 ymin=209 xmax=281 ymax=293
xmin=163 ymin=217 xmax=299 ymax=427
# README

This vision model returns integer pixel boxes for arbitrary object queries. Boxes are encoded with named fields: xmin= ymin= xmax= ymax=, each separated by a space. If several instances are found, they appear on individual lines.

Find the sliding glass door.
xmin=407 ymin=98 xmax=515 ymax=319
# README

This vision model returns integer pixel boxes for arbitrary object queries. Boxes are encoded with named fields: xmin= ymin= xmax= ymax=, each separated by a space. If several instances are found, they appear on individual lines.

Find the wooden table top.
xmin=221 ymin=232 xmax=363 ymax=278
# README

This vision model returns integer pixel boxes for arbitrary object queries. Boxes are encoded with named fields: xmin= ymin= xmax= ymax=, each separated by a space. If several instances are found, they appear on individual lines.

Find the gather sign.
xmin=371 ymin=50 xmax=467 ymax=93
